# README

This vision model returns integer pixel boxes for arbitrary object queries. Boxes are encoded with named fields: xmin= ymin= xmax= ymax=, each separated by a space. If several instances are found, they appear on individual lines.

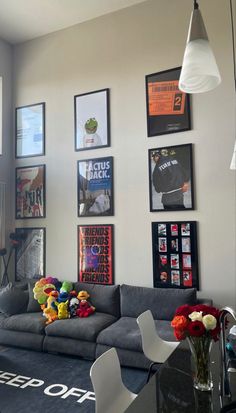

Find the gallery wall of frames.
xmin=14 ymin=68 xmax=199 ymax=289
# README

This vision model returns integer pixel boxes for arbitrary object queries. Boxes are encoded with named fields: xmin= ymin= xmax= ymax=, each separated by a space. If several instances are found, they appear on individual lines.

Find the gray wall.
xmin=12 ymin=0 xmax=236 ymax=308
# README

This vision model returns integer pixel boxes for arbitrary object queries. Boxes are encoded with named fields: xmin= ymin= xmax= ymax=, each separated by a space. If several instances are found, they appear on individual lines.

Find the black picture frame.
xmin=152 ymin=221 xmax=199 ymax=290
xmin=145 ymin=67 xmax=191 ymax=136
xmin=77 ymin=156 xmax=114 ymax=217
xmin=148 ymin=143 xmax=194 ymax=212
xmin=77 ymin=224 xmax=114 ymax=285
xmin=15 ymin=227 xmax=46 ymax=281
xmin=15 ymin=102 xmax=45 ymax=158
xmin=74 ymin=88 xmax=110 ymax=151
xmin=15 ymin=164 xmax=46 ymax=219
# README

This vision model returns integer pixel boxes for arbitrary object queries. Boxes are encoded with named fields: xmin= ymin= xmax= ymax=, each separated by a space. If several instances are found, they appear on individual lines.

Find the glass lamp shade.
xmin=230 ymin=141 xmax=236 ymax=170
xmin=179 ymin=39 xmax=221 ymax=93
xmin=179 ymin=8 xmax=221 ymax=94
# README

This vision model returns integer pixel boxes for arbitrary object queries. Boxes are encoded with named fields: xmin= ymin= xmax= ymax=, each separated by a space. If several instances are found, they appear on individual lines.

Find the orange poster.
xmin=148 ymin=80 xmax=186 ymax=116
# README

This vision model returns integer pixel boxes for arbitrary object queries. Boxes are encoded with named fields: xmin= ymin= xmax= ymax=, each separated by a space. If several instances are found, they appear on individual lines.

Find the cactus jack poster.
xmin=77 ymin=157 xmax=113 ymax=217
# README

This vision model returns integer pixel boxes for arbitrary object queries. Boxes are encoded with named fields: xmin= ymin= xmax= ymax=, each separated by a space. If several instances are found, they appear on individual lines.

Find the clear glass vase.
xmin=187 ymin=336 xmax=213 ymax=392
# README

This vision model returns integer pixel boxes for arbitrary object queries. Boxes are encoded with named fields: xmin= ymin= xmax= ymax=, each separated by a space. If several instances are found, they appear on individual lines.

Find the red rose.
xmin=187 ymin=320 xmax=205 ymax=337
xmin=174 ymin=329 xmax=186 ymax=340
xmin=192 ymin=304 xmax=220 ymax=320
xmin=210 ymin=325 xmax=221 ymax=341
xmin=208 ymin=308 xmax=220 ymax=319
xmin=191 ymin=304 xmax=209 ymax=314
xmin=175 ymin=304 xmax=193 ymax=318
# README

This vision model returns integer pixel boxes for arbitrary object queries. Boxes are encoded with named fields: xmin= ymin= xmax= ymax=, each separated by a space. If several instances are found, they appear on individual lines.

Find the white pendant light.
xmin=179 ymin=0 xmax=221 ymax=93
xmin=230 ymin=140 xmax=236 ymax=170
xmin=229 ymin=0 xmax=236 ymax=170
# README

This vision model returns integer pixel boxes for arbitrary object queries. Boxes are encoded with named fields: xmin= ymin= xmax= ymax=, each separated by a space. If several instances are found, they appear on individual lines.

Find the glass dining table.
xmin=125 ymin=341 xmax=236 ymax=413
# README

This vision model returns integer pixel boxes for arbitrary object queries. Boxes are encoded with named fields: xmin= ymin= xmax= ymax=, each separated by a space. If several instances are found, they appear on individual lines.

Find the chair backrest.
xmin=137 ymin=309 xmax=162 ymax=356
xmin=90 ymin=347 xmax=136 ymax=413
xmin=137 ymin=310 xmax=179 ymax=364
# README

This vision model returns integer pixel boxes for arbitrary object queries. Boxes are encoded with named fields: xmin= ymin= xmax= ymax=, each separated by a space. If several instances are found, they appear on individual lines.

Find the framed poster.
xmin=15 ymin=102 xmax=45 ymax=158
xmin=74 ymin=88 xmax=110 ymax=151
xmin=145 ymin=67 xmax=191 ymax=136
xmin=149 ymin=143 xmax=194 ymax=211
xmin=15 ymin=227 xmax=46 ymax=281
xmin=152 ymin=221 xmax=199 ymax=290
xmin=78 ymin=224 xmax=114 ymax=285
xmin=15 ymin=164 xmax=46 ymax=219
xmin=77 ymin=156 xmax=114 ymax=216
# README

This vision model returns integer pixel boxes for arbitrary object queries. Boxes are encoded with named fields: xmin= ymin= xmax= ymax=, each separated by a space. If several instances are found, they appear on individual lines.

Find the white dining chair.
xmin=90 ymin=347 xmax=137 ymax=413
xmin=137 ymin=309 xmax=179 ymax=382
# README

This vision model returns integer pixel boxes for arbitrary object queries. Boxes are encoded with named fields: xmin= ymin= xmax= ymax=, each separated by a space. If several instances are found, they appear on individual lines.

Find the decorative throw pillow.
xmin=0 ymin=283 xmax=29 ymax=316
xmin=27 ymin=282 xmax=41 ymax=312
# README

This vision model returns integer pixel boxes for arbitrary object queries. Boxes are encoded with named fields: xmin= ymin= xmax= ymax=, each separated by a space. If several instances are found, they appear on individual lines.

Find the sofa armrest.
xmin=196 ymin=297 xmax=213 ymax=306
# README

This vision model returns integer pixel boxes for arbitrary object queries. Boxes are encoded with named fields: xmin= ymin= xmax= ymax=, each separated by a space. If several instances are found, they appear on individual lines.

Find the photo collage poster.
xmin=152 ymin=221 xmax=199 ymax=289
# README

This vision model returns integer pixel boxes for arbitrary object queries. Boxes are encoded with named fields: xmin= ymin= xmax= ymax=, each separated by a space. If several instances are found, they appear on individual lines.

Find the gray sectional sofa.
xmin=0 ymin=281 xmax=211 ymax=369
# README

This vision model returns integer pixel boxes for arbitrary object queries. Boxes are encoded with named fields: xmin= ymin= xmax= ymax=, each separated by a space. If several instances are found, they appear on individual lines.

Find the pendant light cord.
xmin=194 ymin=0 xmax=199 ymax=10
xmin=230 ymin=0 xmax=236 ymax=91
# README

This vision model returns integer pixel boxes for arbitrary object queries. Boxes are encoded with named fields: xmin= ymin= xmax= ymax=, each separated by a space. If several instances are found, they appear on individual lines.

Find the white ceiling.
xmin=0 ymin=0 xmax=148 ymax=45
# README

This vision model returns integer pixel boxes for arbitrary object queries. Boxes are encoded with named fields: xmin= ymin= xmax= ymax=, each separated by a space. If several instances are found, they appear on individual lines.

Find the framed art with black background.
xmin=78 ymin=224 xmax=114 ymax=285
xmin=149 ymin=143 xmax=194 ymax=212
xmin=152 ymin=221 xmax=199 ymax=289
xmin=15 ymin=227 xmax=46 ymax=282
xmin=145 ymin=67 xmax=191 ymax=136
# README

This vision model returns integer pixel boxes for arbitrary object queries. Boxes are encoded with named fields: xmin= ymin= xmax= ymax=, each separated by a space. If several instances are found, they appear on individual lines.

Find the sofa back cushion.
xmin=74 ymin=282 xmax=120 ymax=318
xmin=0 ymin=283 xmax=29 ymax=316
xmin=27 ymin=282 xmax=41 ymax=312
xmin=120 ymin=284 xmax=197 ymax=320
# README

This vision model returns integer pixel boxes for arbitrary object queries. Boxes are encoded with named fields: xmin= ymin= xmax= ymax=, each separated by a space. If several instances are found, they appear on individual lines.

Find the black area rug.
xmin=0 ymin=347 xmax=147 ymax=413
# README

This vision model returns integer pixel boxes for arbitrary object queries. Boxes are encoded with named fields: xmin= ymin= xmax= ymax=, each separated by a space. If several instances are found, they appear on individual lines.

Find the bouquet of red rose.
xmin=171 ymin=304 xmax=221 ymax=341
xmin=171 ymin=304 xmax=221 ymax=391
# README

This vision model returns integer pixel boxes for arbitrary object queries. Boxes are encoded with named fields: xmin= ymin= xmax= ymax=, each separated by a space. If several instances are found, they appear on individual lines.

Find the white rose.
xmin=189 ymin=311 xmax=203 ymax=321
xmin=202 ymin=314 xmax=217 ymax=330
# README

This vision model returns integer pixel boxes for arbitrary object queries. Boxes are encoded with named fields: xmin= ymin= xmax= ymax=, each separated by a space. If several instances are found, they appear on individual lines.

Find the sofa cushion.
xmin=0 ymin=284 xmax=28 ymax=316
xmin=2 ymin=312 xmax=46 ymax=334
xmin=96 ymin=316 xmax=175 ymax=352
xmin=45 ymin=312 xmax=117 ymax=342
xmin=120 ymin=284 xmax=197 ymax=320
xmin=74 ymin=282 xmax=120 ymax=318
xmin=27 ymin=282 xmax=41 ymax=312
xmin=0 ymin=312 xmax=7 ymax=327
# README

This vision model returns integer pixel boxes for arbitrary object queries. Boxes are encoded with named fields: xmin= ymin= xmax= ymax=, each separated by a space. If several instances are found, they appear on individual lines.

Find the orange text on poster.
xmin=148 ymin=80 xmax=186 ymax=116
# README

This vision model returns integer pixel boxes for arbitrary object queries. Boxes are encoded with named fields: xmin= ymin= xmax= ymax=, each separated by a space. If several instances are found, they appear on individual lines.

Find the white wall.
xmin=0 ymin=39 xmax=13 ymax=258
xmin=13 ymin=0 xmax=236 ymax=308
